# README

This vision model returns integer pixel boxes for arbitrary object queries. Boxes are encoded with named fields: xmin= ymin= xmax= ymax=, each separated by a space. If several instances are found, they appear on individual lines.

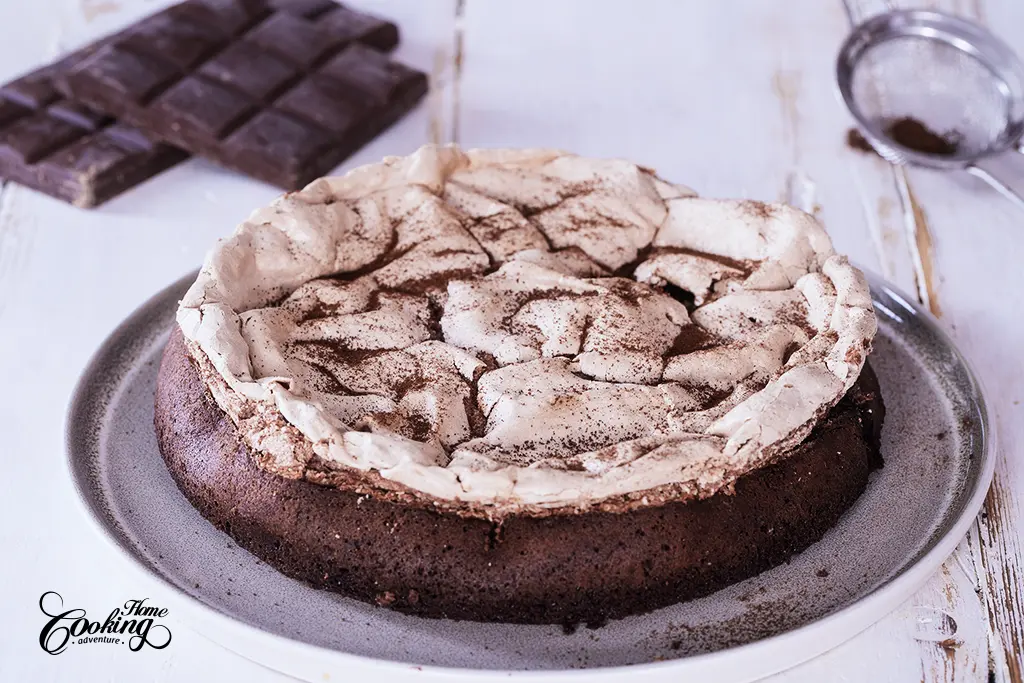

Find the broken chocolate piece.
xmin=0 ymin=53 xmax=186 ymax=207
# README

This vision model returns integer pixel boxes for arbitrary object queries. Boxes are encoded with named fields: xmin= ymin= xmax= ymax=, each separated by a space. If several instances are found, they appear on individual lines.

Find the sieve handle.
xmin=966 ymin=149 xmax=1024 ymax=212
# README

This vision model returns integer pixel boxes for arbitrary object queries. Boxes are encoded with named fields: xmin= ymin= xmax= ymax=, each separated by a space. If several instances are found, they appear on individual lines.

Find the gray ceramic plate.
xmin=65 ymin=270 xmax=994 ymax=683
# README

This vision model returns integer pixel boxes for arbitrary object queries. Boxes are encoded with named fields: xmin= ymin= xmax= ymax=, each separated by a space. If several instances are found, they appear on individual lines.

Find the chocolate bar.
xmin=59 ymin=0 xmax=427 ymax=190
xmin=0 ymin=53 xmax=186 ymax=207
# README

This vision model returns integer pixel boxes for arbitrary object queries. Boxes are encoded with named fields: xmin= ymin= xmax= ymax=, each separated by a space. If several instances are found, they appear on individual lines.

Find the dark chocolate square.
xmin=245 ymin=13 xmax=344 ymax=68
xmin=320 ymin=43 xmax=426 ymax=104
xmin=47 ymin=101 xmax=111 ymax=131
xmin=274 ymin=74 xmax=365 ymax=137
xmin=190 ymin=0 xmax=270 ymax=36
xmin=153 ymin=76 xmax=255 ymax=139
xmin=0 ymin=98 xmax=30 ymax=128
xmin=317 ymin=6 xmax=399 ymax=51
xmin=71 ymin=44 xmax=180 ymax=104
xmin=0 ymin=112 xmax=87 ymax=164
xmin=118 ymin=11 xmax=228 ymax=69
xmin=2 ymin=73 xmax=60 ymax=109
xmin=104 ymin=122 xmax=164 ymax=152
xmin=224 ymin=109 xmax=333 ymax=176
xmin=199 ymin=41 xmax=298 ymax=101
xmin=32 ymin=125 xmax=187 ymax=207
xmin=40 ymin=132 xmax=137 ymax=177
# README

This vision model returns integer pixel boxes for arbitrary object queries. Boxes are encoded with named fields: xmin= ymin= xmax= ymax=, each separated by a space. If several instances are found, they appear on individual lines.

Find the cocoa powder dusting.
xmin=668 ymin=325 xmax=718 ymax=356
xmin=847 ymin=117 xmax=962 ymax=157
xmin=846 ymin=128 xmax=875 ymax=154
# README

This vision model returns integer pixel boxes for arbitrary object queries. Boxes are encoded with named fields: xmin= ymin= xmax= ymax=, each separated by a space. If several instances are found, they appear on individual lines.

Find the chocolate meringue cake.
xmin=155 ymin=145 xmax=884 ymax=626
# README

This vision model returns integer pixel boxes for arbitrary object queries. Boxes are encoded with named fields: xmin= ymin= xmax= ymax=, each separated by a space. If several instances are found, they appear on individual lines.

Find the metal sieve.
xmin=837 ymin=9 xmax=1024 ymax=210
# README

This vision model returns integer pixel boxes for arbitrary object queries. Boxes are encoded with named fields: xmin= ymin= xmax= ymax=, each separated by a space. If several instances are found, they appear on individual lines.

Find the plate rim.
xmin=64 ymin=268 xmax=997 ymax=681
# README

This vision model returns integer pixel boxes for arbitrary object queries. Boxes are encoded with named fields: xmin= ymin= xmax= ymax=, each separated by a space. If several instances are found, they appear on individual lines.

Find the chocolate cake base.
xmin=154 ymin=327 xmax=884 ymax=626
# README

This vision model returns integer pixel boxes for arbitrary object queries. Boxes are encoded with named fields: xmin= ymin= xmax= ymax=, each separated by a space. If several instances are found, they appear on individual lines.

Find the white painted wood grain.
xmin=835 ymin=0 xmax=1024 ymax=680
xmin=0 ymin=0 xmax=1020 ymax=681
xmin=765 ymin=539 xmax=989 ymax=683
xmin=950 ymin=6 xmax=1024 ymax=680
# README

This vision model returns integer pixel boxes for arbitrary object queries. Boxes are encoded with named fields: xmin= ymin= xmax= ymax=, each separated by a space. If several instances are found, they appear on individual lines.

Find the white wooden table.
xmin=0 ymin=0 xmax=1021 ymax=681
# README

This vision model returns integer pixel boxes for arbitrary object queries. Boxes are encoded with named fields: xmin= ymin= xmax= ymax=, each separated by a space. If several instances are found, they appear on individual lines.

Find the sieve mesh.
xmin=850 ymin=36 xmax=1011 ymax=157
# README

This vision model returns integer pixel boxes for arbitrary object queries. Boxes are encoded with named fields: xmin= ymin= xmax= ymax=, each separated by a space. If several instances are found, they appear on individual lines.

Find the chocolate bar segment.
xmin=59 ymin=0 xmax=424 ymax=190
xmin=0 ymin=57 xmax=186 ymax=207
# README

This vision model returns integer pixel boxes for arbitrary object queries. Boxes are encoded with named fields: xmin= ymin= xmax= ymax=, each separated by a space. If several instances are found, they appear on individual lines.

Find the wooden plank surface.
xmin=836 ymin=1 xmax=1024 ymax=680
xmin=0 ymin=0 xmax=1020 ymax=681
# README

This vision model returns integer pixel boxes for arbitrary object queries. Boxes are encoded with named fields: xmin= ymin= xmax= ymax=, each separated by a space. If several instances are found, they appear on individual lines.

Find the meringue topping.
xmin=177 ymin=145 xmax=876 ymax=512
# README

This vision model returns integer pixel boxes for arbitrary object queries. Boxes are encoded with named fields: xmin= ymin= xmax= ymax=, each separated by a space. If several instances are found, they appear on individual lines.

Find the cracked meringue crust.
xmin=174 ymin=145 xmax=877 ymax=515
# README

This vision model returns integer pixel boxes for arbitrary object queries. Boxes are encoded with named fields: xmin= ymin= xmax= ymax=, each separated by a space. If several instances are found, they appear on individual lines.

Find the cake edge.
xmin=155 ymin=326 xmax=885 ymax=625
